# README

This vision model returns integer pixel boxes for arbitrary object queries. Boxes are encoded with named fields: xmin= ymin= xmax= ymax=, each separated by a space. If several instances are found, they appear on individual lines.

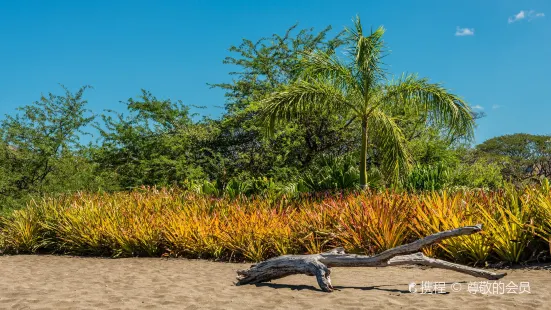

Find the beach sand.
xmin=1 ymin=255 xmax=550 ymax=309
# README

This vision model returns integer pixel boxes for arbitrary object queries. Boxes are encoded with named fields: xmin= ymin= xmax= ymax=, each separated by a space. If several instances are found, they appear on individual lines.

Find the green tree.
xmin=260 ymin=17 xmax=475 ymax=188
xmin=212 ymin=23 xmax=344 ymax=113
xmin=476 ymin=133 xmax=551 ymax=182
xmin=94 ymin=90 xmax=210 ymax=188
xmin=0 ymin=86 xmax=97 ymax=209
xmin=210 ymin=23 xmax=358 ymax=186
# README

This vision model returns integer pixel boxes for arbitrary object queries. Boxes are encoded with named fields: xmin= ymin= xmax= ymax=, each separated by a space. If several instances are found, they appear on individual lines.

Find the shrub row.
xmin=1 ymin=181 xmax=550 ymax=264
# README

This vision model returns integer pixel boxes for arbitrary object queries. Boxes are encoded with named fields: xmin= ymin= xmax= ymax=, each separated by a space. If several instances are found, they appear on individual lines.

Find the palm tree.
xmin=259 ymin=17 xmax=474 ymax=189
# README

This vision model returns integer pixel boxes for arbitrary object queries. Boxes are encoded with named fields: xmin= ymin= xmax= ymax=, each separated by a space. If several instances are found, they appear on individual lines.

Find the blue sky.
xmin=0 ymin=0 xmax=549 ymax=143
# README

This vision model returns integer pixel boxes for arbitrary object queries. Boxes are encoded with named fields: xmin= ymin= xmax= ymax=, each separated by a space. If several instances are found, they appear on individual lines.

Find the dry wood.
xmin=236 ymin=224 xmax=507 ymax=292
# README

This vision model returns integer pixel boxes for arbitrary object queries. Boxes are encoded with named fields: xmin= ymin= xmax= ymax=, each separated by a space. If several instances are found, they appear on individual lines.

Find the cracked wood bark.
xmin=236 ymin=224 xmax=507 ymax=292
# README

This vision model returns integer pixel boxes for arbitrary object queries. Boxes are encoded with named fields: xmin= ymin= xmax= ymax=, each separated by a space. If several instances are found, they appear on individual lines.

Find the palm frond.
xmin=367 ymin=108 xmax=412 ymax=182
xmin=300 ymin=50 xmax=363 ymax=98
xmin=346 ymin=16 xmax=387 ymax=94
xmin=260 ymin=79 xmax=359 ymax=134
xmin=382 ymin=74 xmax=475 ymax=140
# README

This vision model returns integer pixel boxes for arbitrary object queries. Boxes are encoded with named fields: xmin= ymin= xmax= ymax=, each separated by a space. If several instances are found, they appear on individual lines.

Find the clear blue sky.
xmin=1 ymin=0 xmax=549 ymax=143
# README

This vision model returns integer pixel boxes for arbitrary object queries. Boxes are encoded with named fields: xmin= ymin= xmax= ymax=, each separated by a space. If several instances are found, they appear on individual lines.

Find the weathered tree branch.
xmin=236 ymin=224 xmax=507 ymax=292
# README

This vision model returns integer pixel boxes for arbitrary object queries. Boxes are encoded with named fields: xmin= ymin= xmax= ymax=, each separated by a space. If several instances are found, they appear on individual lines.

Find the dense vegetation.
xmin=1 ymin=182 xmax=551 ymax=265
xmin=2 ymin=20 xmax=548 ymax=212
xmin=0 ymin=18 xmax=550 ymax=264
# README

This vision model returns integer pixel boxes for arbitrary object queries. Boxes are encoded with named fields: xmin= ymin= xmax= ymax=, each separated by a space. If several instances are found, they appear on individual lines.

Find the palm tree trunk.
xmin=360 ymin=117 xmax=368 ymax=189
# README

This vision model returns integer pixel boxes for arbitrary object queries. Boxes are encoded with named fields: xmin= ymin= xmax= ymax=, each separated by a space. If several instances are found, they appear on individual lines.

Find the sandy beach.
xmin=1 ymin=255 xmax=550 ymax=310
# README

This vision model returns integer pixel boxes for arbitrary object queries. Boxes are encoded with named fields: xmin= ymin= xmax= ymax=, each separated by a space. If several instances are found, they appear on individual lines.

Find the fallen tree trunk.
xmin=236 ymin=224 xmax=507 ymax=292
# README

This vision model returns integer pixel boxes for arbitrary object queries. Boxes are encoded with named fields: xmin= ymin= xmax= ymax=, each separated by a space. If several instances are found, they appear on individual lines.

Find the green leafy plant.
xmin=405 ymin=164 xmax=449 ymax=191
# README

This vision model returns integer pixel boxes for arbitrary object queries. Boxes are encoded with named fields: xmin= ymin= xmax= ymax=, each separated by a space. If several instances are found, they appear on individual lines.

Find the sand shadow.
xmin=333 ymin=284 xmax=416 ymax=294
xmin=253 ymin=282 xmax=412 ymax=293
xmin=253 ymin=283 xmax=321 ymax=291
xmin=254 ymin=281 xmax=469 ymax=294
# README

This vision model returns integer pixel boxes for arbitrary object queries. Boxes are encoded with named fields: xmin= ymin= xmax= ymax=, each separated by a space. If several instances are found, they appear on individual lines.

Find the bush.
xmin=449 ymin=161 xmax=504 ymax=189
xmin=404 ymin=164 xmax=449 ymax=191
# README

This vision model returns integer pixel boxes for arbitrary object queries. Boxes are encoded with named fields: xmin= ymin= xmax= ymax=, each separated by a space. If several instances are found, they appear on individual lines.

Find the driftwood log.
xmin=236 ymin=224 xmax=507 ymax=292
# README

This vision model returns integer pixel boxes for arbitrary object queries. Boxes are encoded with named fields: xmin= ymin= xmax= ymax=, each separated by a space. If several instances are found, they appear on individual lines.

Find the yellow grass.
xmin=0 ymin=185 xmax=549 ymax=264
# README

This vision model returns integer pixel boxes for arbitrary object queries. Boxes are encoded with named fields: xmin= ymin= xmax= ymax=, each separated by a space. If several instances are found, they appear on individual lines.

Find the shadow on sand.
xmin=253 ymin=281 xmax=469 ymax=294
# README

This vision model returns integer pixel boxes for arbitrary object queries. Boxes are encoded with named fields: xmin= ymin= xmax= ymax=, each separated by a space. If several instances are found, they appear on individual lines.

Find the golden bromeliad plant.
xmin=530 ymin=179 xmax=551 ymax=255
xmin=217 ymin=206 xmax=296 ymax=262
xmin=0 ymin=206 xmax=48 ymax=253
xmin=0 ymin=184 xmax=550 ymax=264
xmin=292 ymin=201 xmax=340 ymax=254
xmin=163 ymin=208 xmax=225 ymax=259
xmin=412 ymin=191 xmax=492 ymax=264
xmin=477 ymin=186 xmax=536 ymax=263
xmin=38 ymin=192 xmax=166 ymax=257
xmin=337 ymin=192 xmax=413 ymax=255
